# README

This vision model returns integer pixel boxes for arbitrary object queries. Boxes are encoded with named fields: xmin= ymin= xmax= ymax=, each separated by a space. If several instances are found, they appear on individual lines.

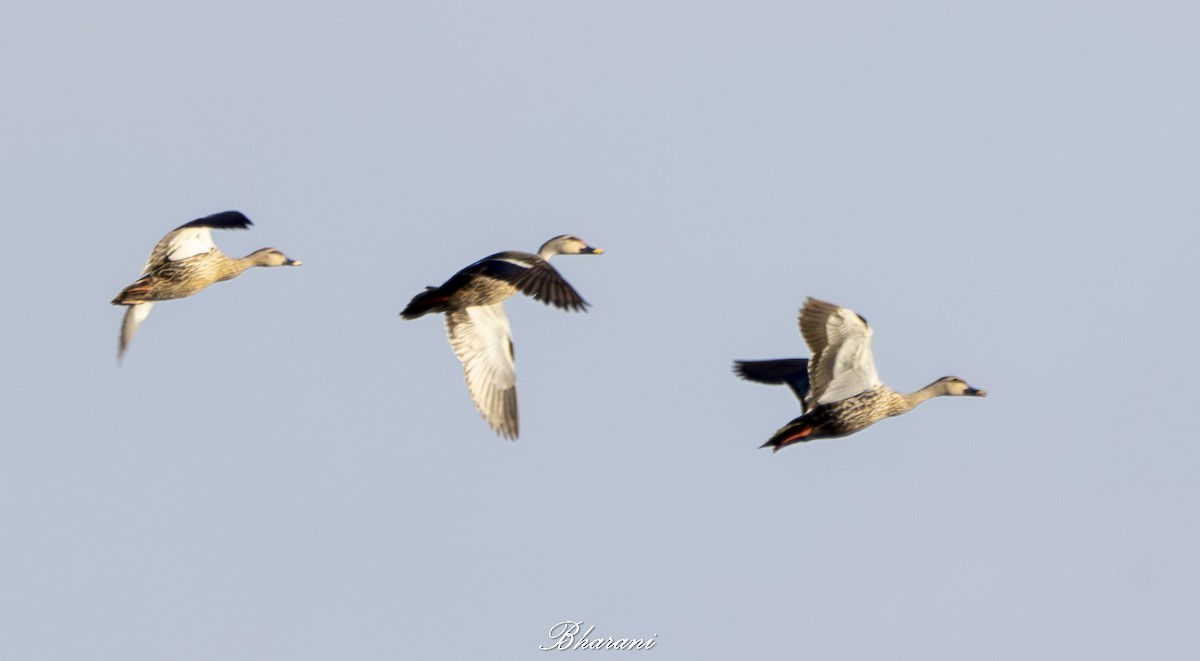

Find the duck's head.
xmin=932 ymin=376 xmax=987 ymax=397
xmin=249 ymin=248 xmax=302 ymax=267
xmin=538 ymin=234 xmax=604 ymax=259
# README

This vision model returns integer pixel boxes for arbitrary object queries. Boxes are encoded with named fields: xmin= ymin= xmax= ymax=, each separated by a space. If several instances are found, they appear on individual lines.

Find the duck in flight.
xmin=111 ymin=211 xmax=301 ymax=361
xmin=736 ymin=297 xmax=985 ymax=451
xmin=401 ymin=235 xmax=603 ymax=439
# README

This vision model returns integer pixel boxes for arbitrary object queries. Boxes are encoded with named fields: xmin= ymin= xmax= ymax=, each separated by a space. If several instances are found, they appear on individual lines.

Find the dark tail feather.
xmin=733 ymin=358 xmax=811 ymax=407
xmin=112 ymin=277 xmax=153 ymax=305
xmin=760 ymin=417 xmax=816 ymax=453
xmin=401 ymin=287 xmax=449 ymax=319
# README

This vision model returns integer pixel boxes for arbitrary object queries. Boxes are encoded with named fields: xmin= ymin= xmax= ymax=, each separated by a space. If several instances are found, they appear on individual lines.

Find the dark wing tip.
xmin=176 ymin=210 xmax=253 ymax=231
xmin=732 ymin=360 xmax=755 ymax=380
xmin=521 ymin=267 xmax=589 ymax=312
xmin=732 ymin=358 xmax=809 ymax=384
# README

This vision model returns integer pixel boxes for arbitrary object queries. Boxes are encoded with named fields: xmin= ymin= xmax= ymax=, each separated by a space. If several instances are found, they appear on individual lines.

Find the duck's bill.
xmin=584 ymin=246 xmax=604 ymax=254
xmin=286 ymin=258 xmax=303 ymax=266
xmin=966 ymin=387 xmax=987 ymax=397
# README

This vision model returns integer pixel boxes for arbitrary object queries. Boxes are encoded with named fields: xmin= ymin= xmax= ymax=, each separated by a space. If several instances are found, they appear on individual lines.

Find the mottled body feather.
xmin=400 ymin=235 xmax=602 ymax=439
xmin=739 ymin=297 xmax=986 ymax=452
xmin=110 ymin=211 xmax=299 ymax=361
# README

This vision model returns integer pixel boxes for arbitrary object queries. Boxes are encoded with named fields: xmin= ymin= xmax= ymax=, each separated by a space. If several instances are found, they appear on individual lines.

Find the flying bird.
xmin=401 ymin=235 xmax=603 ymax=439
xmin=111 ymin=211 xmax=301 ymax=361
xmin=735 ymin=297 xmax=985 ymax=451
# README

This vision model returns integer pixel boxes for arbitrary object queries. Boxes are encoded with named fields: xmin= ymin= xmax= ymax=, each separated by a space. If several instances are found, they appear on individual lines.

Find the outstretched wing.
xmin=799 ymin=297 xmax=881 ymax=404
xmin=445 ymin=303 xmax=519 ymax=439
xmin=732 ymin=358 xmax=812 ymax=412
xmin=465 ymin=251 xmax=589 ymax=312
xmin=117 ymin=302 xmax=154 ymax=362
xmin=141 ymin=211 xmax=253 ymax=274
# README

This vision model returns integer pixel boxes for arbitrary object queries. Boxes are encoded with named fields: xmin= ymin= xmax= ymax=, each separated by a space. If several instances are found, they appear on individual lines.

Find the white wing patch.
xmin=445 ymin=303 xmax=519 ymax=438
xmin=814 ymin=307 xmax=882 ymax=404
xmin=493 ymin=256 xmax=535 ymax=269
xmin=163 ymin=227 xmax=216 ymax=262
xmin=140 ymin=226 xmax=219 ymax=274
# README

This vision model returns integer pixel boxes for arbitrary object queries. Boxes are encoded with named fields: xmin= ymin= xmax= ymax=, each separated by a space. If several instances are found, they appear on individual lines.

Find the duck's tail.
xmin=760 ymin=415 xmax=818 ymax=453
xmin=400 ymin=287 xmax=450 ymax=320
xmin=111 ymin=276 xmax=153 ymax=305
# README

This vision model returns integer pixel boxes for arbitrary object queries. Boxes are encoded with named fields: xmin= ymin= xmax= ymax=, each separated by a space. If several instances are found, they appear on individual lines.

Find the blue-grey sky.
xmin=2 ymin=2 xmax=1198 ymax=659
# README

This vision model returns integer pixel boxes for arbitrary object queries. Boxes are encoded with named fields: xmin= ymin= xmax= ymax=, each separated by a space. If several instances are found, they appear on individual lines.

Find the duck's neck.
xmin=215 ymin=254 xmax=256 ymax=282
xmin=899 ymin=381 xmax=947 ymax=411
xmin=537 ymin=246 xmax=559 ymax=261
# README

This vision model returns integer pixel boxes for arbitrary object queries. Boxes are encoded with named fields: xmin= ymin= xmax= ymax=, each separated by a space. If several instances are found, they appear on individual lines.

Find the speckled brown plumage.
xmin=400 ymin=234 xmax=603 ymax=439
xmin=111 ymin=211 xmax=300 ymax=361
xmin=740 ymin=297 xmax=987 ymax=452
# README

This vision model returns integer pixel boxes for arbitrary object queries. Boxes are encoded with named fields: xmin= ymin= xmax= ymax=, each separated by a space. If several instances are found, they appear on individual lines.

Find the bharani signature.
xmin=539 ymin=620 xmax=657 ymax=651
